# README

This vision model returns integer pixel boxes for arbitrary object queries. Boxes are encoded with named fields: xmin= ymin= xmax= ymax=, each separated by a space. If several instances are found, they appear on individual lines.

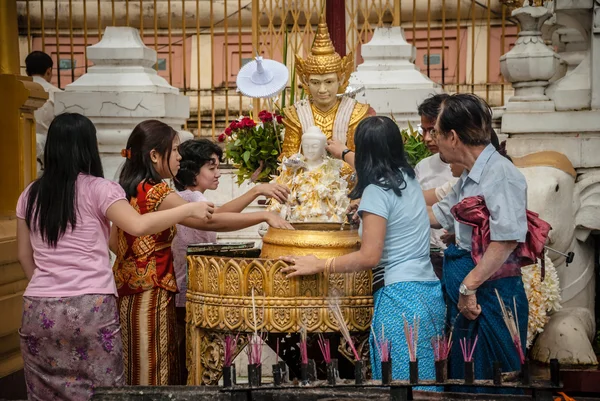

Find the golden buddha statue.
xmin=281 ymin=16 xmax=374 ymax=175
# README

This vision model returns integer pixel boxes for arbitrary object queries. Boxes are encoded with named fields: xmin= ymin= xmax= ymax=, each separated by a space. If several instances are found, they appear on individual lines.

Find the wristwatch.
xmin=341 ymin=148 xmax=352 ymax=162
xmin=459 ymin=283 xmax=477 ymax=296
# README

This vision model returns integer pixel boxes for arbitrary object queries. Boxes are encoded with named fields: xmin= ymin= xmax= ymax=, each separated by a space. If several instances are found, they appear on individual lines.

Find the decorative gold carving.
xmin=328 ymin=273 xmax=346 ymax=297
xmin=299 ymin=275 xmax=318 ymax=297
xmin=271 ymin=308 xmax=293 ymax=331
xmin=187 ymin=255 xmax=373 ymax=333
xmin=187 ymin=227 xmax=374 ymax=385
xmin=272 ymin=266 xmax=290 ymax=297
xmin=353 ymin=271 xmax=371 ymax=296
xmin=189 ymin=328 xmax=248 ymax=385
xmin=208 ymin=263 xmax=219 ymax=294
xmin=247 ymin=266 xmax=265 ymax=296
xmin=225 ymin=264 xmax=241 ymax=295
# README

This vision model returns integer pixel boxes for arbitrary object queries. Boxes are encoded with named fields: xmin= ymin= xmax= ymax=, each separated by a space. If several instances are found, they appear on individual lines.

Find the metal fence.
xmin=17 ymin=0 xmax=519 ymax=137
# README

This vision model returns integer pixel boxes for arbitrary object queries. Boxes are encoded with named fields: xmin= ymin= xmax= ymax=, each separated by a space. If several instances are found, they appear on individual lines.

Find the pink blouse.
xmin=171 ymin=190 xmax=217 ymax=307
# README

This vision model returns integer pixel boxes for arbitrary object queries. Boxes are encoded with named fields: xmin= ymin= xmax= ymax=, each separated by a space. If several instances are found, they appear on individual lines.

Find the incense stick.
xmin=495 ymin=289 xmax=526 ymax=364
xmin=224 ymin=333 xmax=240 ymax=367
xmin=371 ymin=324 xmax=391 ymax=363
xmin=431 ymin=334 xmax=452 ymax=362
xmin=299 ymin=326 xmax=309 ymax=365
xmin=459 ymin=335 xmax=478 ymax=362
xmin=328 ymin=300 xmax=360 ymax=361
xmin=317 ymin=334 xmax=331 ymax=364
xmin=402 ymin=314 xmax=419 ymax=362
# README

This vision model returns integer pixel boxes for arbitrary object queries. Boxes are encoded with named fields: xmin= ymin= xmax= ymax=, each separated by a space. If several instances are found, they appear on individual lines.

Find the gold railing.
xmin=16 ymin=0 xmax=519 ymax=137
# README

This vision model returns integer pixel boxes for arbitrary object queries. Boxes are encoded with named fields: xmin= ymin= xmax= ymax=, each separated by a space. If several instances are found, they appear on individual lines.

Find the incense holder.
xmin=248 ymin=364 xmax=260 ymax=387
xmin=381 ymin=360 xmax=392 ymax=385
xmin=409 ymin=360 xmax=419 ymax=384
xmin=300 ymin=363 xmax=309 ymax=384
xmin=278 ymin=361 xmax=289 ymax=383
xmin=550 ymin=358 xmax=560 ymax=387
xmin=308 ymin=359 xmax=317 ymax=382
xmin=354 ymin=360 xmax=365 ymax=384
xmin=222 ymin=365 xmax=233 ymax=388
xmin=493 ymin=361 xmax=502 ymax=385
xmin=272 ymin=364 xmax=282 ymax=386
xmin=520 ymin=360 xmax=531 ymax=385
xmin=326 ymin=361 xmax=337 ymax=385
xmin=435 ymin=359 xmax=447 ymax=383
xmin=464 ymin=361 xmax=474 ymax=384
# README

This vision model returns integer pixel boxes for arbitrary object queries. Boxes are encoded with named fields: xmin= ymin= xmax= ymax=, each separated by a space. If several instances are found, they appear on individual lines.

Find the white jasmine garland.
xmin=268 ymin=155 xmax=350 ymax=223
xmin=521 ymin=255 xmax=562 ymax=348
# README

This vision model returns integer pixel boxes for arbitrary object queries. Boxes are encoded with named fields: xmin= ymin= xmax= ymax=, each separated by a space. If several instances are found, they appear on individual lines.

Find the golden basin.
xmin=260 ymin=222 xmax=361 ymax=259
xmin=185 ymin=223 xmax=373 ymax=385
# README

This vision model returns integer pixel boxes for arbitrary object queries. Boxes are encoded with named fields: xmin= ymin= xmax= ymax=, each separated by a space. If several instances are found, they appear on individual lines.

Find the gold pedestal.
xmin=186 ymin=224 xmax=373 ymax=385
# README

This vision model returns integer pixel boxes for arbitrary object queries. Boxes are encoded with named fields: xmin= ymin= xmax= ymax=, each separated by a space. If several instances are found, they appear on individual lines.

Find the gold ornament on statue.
xmin=295 ymin=15 xmax=354 ymax=95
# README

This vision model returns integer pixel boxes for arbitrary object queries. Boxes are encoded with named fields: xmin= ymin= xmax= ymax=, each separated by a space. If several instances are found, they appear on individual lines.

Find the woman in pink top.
xmin=171 ymin=138 xmax=289 ymax=380
xmin=16 ymin=113 xmax=213 ymax=401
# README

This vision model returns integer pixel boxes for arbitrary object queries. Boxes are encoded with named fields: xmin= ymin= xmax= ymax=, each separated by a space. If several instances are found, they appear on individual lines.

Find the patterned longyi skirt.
xmin=118 ymin=287 xmax=180 ymax=385
xmin=19 ymin=294 xmax=124 ymax=401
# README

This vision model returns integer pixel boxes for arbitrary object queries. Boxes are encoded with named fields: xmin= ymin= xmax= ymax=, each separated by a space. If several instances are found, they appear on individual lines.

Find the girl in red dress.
xmin=112 ymin=120 xmax=292 ymax=385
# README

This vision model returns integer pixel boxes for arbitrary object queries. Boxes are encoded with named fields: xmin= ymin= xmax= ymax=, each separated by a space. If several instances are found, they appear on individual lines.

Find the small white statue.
xmin=301 ymin=126 xmax=328 ymax=171
xmin=268 ymin=126 xmax=350 ymax=223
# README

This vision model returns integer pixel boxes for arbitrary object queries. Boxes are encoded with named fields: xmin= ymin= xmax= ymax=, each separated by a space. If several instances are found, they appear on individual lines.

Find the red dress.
xmin=112 ymin=181 xmax=181 ymax=385
xmin=113 ymin=181 xmax=178 ymax=296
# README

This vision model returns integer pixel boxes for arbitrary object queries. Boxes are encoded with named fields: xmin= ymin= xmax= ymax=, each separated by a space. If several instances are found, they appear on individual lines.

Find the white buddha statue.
xmin=268 ymin=126 xmax=350 ymax=222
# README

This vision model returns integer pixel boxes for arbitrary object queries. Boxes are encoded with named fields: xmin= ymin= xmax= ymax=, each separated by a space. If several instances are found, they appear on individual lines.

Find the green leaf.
xmin=242 ymin=151 xmax=251 ymax=163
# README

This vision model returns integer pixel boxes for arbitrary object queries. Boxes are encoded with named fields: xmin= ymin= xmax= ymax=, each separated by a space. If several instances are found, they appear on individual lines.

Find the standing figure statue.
xmin=281 ymin=16 xmax=374 ymax=180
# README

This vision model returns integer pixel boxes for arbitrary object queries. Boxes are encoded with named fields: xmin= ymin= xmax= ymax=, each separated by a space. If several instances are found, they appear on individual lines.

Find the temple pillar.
xmin=0 ymin=0 xmax=47 ymax=393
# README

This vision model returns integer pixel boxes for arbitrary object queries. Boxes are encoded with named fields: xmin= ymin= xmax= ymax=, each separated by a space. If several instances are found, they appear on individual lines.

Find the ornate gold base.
xmin=186 ymin=225 xmax=373 ymax=385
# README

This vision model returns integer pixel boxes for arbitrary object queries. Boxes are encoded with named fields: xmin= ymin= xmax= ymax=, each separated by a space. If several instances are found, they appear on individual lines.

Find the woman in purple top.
xmin=171 ymin=138 xmax=289 ymax=379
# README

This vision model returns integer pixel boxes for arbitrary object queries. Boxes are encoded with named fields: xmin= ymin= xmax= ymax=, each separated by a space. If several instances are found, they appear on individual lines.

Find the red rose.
xmin=258 ymin=110 xmax=273 ymax=122
xmin=230 ymin=121 xmax=239 ymax=130
xmin=225 ymin=127 xmax=232 ymax=136
xmin=218 ymin=133 xmax=226 ymax=142
xmin=243 ymin=118 xmax=256 ymax=128
xmin=276 ymin=114 xmax=283 ymax=124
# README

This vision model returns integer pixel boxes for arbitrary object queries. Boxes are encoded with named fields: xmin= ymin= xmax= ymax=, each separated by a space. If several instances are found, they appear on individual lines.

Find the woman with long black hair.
xmin=16 ymin=113 xmax=213 ymax=400
xmin=280 ymin=116 xmax=445 ymax=385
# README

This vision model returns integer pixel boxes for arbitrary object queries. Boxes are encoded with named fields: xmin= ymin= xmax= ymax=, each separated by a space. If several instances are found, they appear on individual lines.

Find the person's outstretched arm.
xmin=217 ymin=184 xmax=289 ymax=213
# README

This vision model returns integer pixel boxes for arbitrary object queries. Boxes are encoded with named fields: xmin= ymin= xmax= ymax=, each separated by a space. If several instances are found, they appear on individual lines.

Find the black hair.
xmin=174 ymin=139 xmax=223 ymax=191
xmin=490 ymin=130 xmax=512 ymax=162
xmin=349 ymin=116 xmax=415 ymax=200
xmin=118 ymin=120 xmax=178 ymax=199
xmin=417 ymin=93 xmax=450 ymax=121
xmin=437 ymin=93 xmax=493 ymax=146
xmin=24 ymin=113 xmax=104 ymax=247
xmin=25 ymin=51 xmax=53 ymax=77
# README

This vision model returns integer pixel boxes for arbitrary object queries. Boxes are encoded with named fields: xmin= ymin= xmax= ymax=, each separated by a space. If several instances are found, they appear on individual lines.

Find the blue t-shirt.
xmin=357 ymin=172 xmax=438 ymax=286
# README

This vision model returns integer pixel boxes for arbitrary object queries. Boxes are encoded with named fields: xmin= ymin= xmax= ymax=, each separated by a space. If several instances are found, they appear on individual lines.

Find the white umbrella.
xmin=236 ymin=56 xmax=289 ymax=99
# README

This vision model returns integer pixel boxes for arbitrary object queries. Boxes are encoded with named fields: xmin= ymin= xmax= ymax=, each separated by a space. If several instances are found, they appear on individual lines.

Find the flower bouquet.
xmin=220 ymin=110 xmax=284 ymax=185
